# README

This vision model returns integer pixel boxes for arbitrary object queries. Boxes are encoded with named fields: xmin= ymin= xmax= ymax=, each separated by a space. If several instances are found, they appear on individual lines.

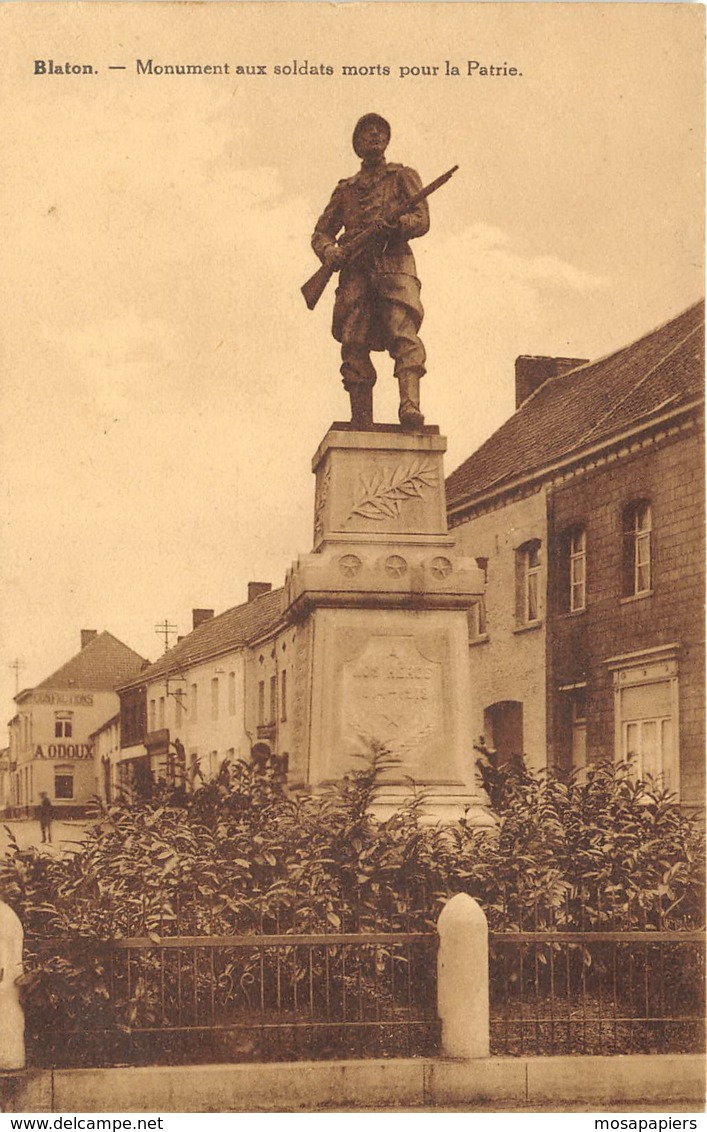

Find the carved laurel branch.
xmin=347 ymin=717 xmax=434 ymax=760
xmin=313 ymin=465 xmax=332 ymax=542
xmin=347 ymin=459 xmax=437 ymax=522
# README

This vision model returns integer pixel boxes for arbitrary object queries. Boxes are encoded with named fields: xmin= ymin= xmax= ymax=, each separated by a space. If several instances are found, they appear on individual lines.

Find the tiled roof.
xmin=36 ymin=632 xmax=149 ymax=692
xmin=446 ymin=300 xmax=705 ymax=513
xmin=121 ymin=587 xmax=285 ymax=688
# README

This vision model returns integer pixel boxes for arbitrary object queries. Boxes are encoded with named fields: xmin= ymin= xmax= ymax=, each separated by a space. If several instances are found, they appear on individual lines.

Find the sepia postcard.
xmin=0 ymin=0 xmax=704 ymax=1119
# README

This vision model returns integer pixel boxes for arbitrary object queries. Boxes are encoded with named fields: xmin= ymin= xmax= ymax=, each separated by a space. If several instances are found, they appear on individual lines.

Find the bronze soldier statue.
xmin=311 ymin=114 xmax=431 ymax=430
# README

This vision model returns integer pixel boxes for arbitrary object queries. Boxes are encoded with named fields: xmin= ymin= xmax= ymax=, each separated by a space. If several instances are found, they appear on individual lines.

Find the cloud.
xmin=450 ymin=223 xmax=606 ymax=293
xmin=56 ymin=312 xmax=185 ymax=418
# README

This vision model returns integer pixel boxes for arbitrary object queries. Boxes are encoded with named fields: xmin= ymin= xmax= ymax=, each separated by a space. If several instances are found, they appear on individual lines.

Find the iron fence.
xmin=28 ymin=930 xmax=440 ymax=1067
xmin=489 ymin=930 xmax=705 ymax=1056
xmin=24 ymin=891 xmax=705 ymax=1066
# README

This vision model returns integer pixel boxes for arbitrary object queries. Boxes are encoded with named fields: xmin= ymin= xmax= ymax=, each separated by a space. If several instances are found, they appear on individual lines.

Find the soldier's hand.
xmin=323 ymin=245 xmax=346 ymax=270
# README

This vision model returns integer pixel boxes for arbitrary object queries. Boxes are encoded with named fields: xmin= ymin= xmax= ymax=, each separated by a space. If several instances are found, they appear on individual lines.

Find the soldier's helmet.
xmin=352 ymin=113 xmax=391 ymax=157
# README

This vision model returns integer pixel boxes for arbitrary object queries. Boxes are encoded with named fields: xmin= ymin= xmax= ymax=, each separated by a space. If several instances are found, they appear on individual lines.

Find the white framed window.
xmin=158 ymin=696 xmax=165 ymax=730
xmin=211 ymin=677 xmax=219 ymax=721
xmin=516 ymin=540 xmax=542 ymax=624
xmin=623 ymin=501 xmax=652 ymax=597
xmin=569 ymin=528 xmax=587 ymax=612
xmin=469 ymin=600 xmax=487 ymax=639
xmin=228 ymin=672 xmax=236 ymax=716
xmin=607 ymin=645 xmax=679 ymax=791
xmin=469 ymin=556 xmax=488 ymax=641
xmin=571 ymin=691 xmax=587 ymax=772
xmin=280 ymin=670 xmax=287 ymax=722
xmin=54 ymin=713 xmax=73 ymax=738
xmin=623 ymin=715 xmax=672 ymax=782
xmin=559 ymin=684 xmax=587 ymax=776
xmin=191 ymin=683 xmax=198 ymax=723
xmin=148 ymin=699 xmax=156 ymax=732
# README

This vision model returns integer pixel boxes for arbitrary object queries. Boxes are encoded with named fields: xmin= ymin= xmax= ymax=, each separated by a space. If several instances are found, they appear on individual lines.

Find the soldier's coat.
xmin=312 ymin=162 xmax=429 ymax=352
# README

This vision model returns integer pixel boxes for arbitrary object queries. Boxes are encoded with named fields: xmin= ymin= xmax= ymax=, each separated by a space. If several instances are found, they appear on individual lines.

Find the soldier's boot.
xmin=397 ymin=372 xmax=425 ymax=430
xmin=349 ymin=385 xmax=374 ymax=429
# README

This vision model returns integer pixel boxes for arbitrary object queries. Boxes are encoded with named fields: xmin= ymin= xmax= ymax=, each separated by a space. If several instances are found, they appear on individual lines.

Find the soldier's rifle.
xmin=301 ymin=164 xmax=459 ymax=311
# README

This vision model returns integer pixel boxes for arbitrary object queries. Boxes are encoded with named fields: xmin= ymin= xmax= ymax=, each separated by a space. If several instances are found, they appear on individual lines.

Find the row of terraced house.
xmin=3 ymin=302 xmax=704 ymax=816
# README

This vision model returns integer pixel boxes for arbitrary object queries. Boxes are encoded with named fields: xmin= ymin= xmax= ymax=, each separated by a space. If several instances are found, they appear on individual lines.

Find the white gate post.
xmin=0 ymin=900 xmax=25 ymax=1069
xmin=437 ymin=892 xmax=489 ymax=1058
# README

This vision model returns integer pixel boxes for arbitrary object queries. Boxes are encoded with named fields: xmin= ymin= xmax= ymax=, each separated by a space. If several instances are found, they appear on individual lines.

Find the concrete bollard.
xmin=0 ymin=900 xmax=25 ymax=1070
xmin=437 ymin=891 xmax=489 ymax=1058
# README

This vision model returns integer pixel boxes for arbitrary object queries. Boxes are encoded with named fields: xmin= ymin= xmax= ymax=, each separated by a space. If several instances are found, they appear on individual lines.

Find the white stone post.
xmin=0 ymin=900 xmax=25 ymax=1069
xmin=437 ymin=891 xmax=489 ymax=1058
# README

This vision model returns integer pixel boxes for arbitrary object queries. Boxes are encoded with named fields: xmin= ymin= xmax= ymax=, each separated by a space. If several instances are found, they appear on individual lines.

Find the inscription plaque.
xmin=341 ymin=634 xmax=445 ymax=775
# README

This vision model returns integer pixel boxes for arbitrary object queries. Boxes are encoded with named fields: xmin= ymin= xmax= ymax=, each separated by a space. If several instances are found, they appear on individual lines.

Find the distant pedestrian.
xmin=38 ymin=792 xmax=53 ymax=844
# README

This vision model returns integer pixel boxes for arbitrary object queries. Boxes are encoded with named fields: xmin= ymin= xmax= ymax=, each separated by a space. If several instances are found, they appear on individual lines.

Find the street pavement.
xmin=0 ymin=817 xmax=90 ymax=855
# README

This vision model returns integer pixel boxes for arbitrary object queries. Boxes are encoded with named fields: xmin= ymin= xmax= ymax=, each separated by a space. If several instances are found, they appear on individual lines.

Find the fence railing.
xmin=489 ymin=930 xmax=705 ymax=1057
xmin=25 ymin=929 xmax=439 ymax=1068
xmin=1 ymin=895 xmax=704 ymax=1069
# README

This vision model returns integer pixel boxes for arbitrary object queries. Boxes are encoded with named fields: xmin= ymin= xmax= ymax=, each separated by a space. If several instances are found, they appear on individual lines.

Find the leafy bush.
xmin=473 ymin=746 xmax=705 ymax=930
xmin=1 ymin=748 xmax=703 ymax=1064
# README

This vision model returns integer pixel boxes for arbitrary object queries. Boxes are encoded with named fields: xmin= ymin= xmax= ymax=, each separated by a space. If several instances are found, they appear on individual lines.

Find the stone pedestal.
xmin=284 ymin=424 xmax=492 ymax=825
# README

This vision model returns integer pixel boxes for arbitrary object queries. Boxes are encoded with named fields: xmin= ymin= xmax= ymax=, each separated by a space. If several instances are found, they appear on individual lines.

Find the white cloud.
xmin=447 ymin=223 xmax=606 ymax=293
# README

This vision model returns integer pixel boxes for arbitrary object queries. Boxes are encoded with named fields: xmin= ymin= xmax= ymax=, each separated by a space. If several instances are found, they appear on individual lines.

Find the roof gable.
xmin=446 ymin=300 xmax=705 ymax=512
xmin=36 ymin=631 xmax=149 ymax=692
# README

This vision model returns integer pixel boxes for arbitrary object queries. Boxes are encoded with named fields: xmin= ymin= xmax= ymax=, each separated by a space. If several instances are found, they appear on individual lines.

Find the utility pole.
xmin=8 ymin=658 xmax=25 ymax=696
xmin=154 ymin=620 xmax=178 ymax=654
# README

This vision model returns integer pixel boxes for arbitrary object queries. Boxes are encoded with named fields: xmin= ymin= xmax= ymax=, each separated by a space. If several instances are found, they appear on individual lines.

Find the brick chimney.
xmin=192 ymin=608 xmax=214 ymax=630
xmin=81 ymin=630 xmax=98 ymax=649
xmin=248 ymin=582 xmax=272 ymax=603
xmin=515 ymin=356 xmax=588 ymax=409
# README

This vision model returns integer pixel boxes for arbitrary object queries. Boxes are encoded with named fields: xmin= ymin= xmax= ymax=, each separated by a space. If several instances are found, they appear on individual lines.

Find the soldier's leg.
xmin=337 ymin=272 xmax=377 ymax=427
xmin=385 ymin=301 xmax=426 ymax=429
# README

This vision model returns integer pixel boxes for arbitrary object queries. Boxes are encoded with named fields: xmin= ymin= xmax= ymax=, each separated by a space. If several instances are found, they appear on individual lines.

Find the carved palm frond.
xmin=348 ymin=460 xmax=437 ymax=522
xmin=313 ymin=465 xmax=332 ymax=541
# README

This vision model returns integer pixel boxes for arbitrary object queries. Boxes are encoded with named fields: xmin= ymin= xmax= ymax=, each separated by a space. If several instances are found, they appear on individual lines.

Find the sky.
xmin=0 ymin=2 xmax=704 ymax=742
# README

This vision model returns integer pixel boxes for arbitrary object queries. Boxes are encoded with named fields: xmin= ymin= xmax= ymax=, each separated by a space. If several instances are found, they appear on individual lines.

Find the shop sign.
xmin=30 ymin=692 xmax=94 ymax=706
xmin=34 ymin=743 xmax=93 ymax=760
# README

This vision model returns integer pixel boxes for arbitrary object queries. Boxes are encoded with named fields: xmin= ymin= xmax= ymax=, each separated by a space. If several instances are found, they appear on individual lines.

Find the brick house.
xmin=446 ymin=301 xmax=705 ymax=807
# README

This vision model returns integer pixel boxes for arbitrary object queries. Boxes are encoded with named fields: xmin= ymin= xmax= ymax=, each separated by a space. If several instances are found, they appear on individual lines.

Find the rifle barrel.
xmin=301 ymin=163 xmax=459 ymax=310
